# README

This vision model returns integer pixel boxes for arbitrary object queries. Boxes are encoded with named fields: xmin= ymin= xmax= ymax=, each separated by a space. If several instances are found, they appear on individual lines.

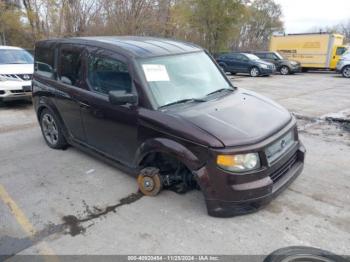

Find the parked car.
xmin=33 ymin=37 xmax=305 ymax=217
xmin=336 ymin=50 xmax=350 ymax=78
xmin=216 ymin=52 xmax=276 ymax=77
xmin=252 ymin=51 xmax=301 ymax=75
xmin=0 ymin=46 xmax=34 ymax=102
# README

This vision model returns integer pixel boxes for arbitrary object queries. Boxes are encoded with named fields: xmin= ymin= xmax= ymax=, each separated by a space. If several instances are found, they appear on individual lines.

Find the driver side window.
xmin=87 ymin=55 xmax=132 ymax=95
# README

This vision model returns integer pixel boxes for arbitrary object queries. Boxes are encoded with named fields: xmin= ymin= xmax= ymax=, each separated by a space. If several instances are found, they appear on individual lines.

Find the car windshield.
xmin=245 ymin=54 xmax=260 ymax=60
xmin=138 ymin=51 xmax=233 ymax=108
xmin=0 ymin=49 xmax=34 ymax=64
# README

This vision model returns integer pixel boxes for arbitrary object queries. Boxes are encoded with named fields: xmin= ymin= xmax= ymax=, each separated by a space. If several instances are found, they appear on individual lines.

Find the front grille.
xmin=270 ymin=153 xmax=298 ymax=183
xmin=0 ymin=74 xmax=32 ymax=81
xmin=10 ymin=90 xmax=24 ymax=94
xmin=17 ymin=74 xmax=33 ymax=80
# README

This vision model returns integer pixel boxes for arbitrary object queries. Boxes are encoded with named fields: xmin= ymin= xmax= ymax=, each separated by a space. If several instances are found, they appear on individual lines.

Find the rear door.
xmin=237 ymin=54 xmax=250 ymax=73
xmin=226 ymin=54 xmax=244 ymax=72
xmin=53 ymin=44 xmax=86 ymax=142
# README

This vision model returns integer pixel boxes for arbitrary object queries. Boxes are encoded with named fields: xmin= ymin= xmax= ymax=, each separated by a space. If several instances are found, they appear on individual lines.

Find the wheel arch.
xmin=135 ymin=138 xmax=204 ymax=171
xmin=36 ymin=98 xmax=69 ymax=140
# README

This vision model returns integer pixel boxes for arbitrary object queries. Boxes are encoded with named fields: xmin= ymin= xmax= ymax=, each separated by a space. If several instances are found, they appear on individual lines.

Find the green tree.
xmin=0 ymin=1 xmax=32 ymax=47
xmin=233 ymin=0 xmax=283 ymax=50
xmin=186 ymin=0 xmax=243 ymax=53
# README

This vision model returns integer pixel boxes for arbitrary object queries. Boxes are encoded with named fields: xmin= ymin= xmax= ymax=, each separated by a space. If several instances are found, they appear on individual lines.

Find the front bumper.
xmin=0 ymin=80 xmax=32 ymax=101
xmin=290 ymin=64 xmax=301 ymax=73
xmin=259 ymin=67 xmax=275 ymax=75
xmin=195 ymin=123 xmax=305 ymax=217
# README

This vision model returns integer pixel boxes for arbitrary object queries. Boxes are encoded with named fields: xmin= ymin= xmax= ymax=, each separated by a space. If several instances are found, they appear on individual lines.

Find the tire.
xmin=264 ymin=246 xmax=348 ymax=262
xmin=341 ymin=65 xmax=350 ymax=78
xmin=280 ymin=66 xmax=290 ymax=75
xmin=39 ymin=108 xmax=68 ymax=149
xmin=137 ymin=167 xmax=163 ymax=196
xmin=250 ymin=67 xmax=260 ymax=77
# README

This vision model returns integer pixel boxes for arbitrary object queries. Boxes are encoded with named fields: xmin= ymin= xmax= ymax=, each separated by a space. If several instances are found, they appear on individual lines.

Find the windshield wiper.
xmin=159 ymin=98 xmax=206 ymax=109
xmin=205 ymin=88 xmax=234 ymax=97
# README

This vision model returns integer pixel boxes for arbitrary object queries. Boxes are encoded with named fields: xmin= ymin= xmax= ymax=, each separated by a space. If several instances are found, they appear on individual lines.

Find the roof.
xmin=37 ymin=36 xmax=203 ymax=58
xmin=0 ymin=46 xmax=24 ymax=50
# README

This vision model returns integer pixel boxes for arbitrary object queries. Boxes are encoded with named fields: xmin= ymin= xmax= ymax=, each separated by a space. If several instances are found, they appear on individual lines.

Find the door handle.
xmin=79 ymin=102 xmax=91 ymax=109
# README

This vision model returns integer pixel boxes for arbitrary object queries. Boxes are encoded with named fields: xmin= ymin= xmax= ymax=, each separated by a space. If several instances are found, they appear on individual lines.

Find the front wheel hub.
xmin=137 ymin=167 xmax=163 ymax=196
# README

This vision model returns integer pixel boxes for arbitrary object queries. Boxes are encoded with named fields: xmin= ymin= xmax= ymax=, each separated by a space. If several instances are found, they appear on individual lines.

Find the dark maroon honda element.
xmin=33 ymin=36 xmax=305 ymax=217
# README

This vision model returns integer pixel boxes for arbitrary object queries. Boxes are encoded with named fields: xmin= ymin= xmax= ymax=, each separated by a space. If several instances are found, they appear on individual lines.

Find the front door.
xmin=330 ymin=46 xmax=348 ymax=69
xmin=79 ymin=49 xmax=139 ymax=166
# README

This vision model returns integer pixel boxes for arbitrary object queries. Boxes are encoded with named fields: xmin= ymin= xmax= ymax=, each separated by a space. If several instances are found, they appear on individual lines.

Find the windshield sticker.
xmin=142 ymin=64 xmax=170 ymax=82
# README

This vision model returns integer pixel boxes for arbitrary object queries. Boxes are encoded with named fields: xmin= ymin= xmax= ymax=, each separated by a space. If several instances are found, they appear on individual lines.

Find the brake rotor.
xmin=137 ymin=167 xmax=163 ymax=196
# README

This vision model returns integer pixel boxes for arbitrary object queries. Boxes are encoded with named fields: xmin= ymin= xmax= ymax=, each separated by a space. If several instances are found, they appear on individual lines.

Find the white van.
xmin=336 ymin=50 xmax=350 ymax=78
xmin=0 ymin=46 xmax=34 ymax=101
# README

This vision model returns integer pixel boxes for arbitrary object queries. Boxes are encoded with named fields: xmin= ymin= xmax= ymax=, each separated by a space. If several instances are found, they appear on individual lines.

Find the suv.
xmin=33 ymin=37 xmax=305 ymax=217
xmin=0 ymin=46 xmax=34 ymax=101
xmin=336 ymin=50 xmax=350 ymax=78
xmin=252 ymin=51 xmax=301 ymax=75
xmin=216 ymin=52 xmax=275 ymax=77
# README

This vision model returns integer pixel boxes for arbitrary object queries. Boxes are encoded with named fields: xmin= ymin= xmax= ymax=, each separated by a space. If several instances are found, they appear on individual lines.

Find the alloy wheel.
xmin=250 ymin=67 xmax=259 ymax=77
xmin=42 ymin=113 xmax=59 ymax=145
xmin=280 ymin=66 xmax=290 ymax=75
xmin=342 ymin=66 xmax=350 ymax=78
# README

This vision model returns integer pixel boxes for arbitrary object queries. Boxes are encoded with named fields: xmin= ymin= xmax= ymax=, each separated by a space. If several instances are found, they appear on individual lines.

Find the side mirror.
xmin=109 ymin=90 xmax=137 ymax=105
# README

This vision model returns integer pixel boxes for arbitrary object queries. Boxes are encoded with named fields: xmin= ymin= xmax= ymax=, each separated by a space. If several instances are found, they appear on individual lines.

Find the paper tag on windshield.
xmin=142 ymin=64 xmax=170 ymax=82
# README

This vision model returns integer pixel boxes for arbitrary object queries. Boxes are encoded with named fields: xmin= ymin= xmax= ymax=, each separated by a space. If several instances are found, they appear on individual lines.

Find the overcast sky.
xmin=274 ymin=0 xmax=350 ymax=33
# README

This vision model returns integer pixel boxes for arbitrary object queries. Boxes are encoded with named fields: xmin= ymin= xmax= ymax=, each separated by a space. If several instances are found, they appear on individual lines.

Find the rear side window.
xmin=265 ymin=53 xmax=278 ymax=60
xmin=255 ymin=53 xmax=266 ymax=59
xmin=87 ymin=55 xmax=132 ymax=95
xmin=35 ymin=47 xmax=55 ymax=78
xmin=59 ymin=49 xmax=83 ymax=86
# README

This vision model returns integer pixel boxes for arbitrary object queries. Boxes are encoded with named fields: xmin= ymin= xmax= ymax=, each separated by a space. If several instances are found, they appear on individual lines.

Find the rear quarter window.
xmin=35 ymin=47 xmax=55 ymax=78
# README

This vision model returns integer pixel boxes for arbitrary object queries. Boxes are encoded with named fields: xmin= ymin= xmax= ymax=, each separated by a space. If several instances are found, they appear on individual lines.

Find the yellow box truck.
xmin=269 ymin=33 xmax=348 ymax=71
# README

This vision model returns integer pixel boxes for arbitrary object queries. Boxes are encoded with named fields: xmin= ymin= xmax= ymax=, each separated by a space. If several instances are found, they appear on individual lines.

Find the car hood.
xmin=0 ymin=64 xmax=34 ymax=74
xmin=171 ymin=88 xmax=292 ymax=147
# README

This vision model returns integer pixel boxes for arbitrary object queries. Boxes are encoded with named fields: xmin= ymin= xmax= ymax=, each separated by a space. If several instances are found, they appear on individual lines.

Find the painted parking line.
xmin=0 ymin=184 xmax=58 ymax=259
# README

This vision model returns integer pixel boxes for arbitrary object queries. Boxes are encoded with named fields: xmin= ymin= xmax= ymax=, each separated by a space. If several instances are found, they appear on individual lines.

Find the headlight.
xmin=217 ymin=153 xmax=260 ymax=173
xmin=260 ymin=64 xmax=268 ymax=69
xmin=290 ymin=61 xmax=298 ymax=65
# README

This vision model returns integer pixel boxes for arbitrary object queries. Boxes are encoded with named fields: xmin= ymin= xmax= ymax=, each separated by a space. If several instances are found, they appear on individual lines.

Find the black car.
xmin=32 ymin=36 xmax=304 ymax=217
xmin=216 ymin=52 xmax=276 ymax=77
xmin=252 ymin=51 xmax=301 ymax=75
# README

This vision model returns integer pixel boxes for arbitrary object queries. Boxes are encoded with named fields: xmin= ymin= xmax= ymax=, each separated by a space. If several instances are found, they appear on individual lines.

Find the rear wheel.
xmin=250 ymin=67 xmax=260 ymax=77
xmin=341 ymin=65 xmax=350 ymax=78
xmin=280 ymin=66 xmax=290 ymax=75
xmin=39 ymin=109 xmax=67 ymax=149
xmin=137 ymin=167 xmax=163 ymax=196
